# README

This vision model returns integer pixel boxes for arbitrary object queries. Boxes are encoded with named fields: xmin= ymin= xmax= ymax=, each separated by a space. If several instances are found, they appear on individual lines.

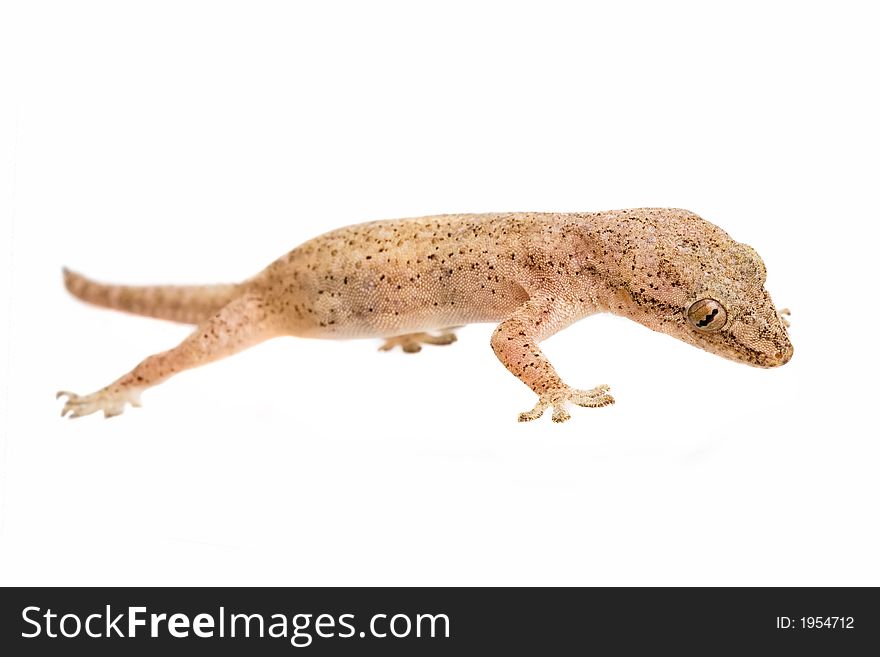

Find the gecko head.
xmin=612 ymin=213 xmax=793 ymax=368
xmin=679 ymin=241 xmax=792 ymax=368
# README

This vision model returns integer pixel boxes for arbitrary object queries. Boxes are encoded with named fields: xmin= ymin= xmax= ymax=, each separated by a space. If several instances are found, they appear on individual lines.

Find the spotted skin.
xmin=59 ymin=209 xmax=793 ymax=422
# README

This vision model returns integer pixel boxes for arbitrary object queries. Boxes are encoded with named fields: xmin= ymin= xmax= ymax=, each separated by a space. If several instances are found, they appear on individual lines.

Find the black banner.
xmin=1 ymin=587 xmax=877 ymax=654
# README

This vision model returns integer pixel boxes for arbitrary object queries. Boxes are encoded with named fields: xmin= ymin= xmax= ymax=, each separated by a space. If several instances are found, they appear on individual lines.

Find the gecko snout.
xmin=768 ymin=308 xmax=794 ymax=366
xmin=769 ymin=342 xmax=794 ymax=367
xmin=757 ymin=330 xmax=793 ymax=368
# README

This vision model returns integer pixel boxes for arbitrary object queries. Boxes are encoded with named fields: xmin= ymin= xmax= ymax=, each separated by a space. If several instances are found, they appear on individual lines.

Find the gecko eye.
xmin=687 ymin=299 xmax=727 ymax=332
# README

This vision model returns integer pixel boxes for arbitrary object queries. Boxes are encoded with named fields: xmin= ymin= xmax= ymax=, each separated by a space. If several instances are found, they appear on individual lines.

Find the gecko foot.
xmin=779 ymin=308 xmax=791 ymax=328
xmin=57 ymin=387 xmax=144 ymax=419
xmin=518 ymin=385 xmax=614 ymax=424
xmin=379 ymin=329 xmax=458 ymax=354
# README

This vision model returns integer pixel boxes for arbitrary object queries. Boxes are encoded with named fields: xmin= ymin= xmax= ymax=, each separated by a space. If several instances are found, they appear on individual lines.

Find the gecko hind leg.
xmin=58 ymin=293 xmax=278 ymax=419
xmin=379 ymin=328 xmax=459 ymax=354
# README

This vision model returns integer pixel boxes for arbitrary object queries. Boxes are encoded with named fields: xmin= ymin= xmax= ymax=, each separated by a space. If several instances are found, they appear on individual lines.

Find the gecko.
xmin=57 ymin=208 xmax=793 ymax=423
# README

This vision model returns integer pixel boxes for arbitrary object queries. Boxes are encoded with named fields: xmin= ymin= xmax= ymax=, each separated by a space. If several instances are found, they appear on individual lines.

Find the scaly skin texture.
xmin=58 ymin=209 xmax=793 ymax=422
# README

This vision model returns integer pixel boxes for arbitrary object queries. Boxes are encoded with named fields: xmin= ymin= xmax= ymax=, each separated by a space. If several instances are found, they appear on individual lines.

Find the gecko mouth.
xmin=704 ymin=328 xmax=793 ymax=368
xmin=747 ymin=341 xmax=793 ymax=368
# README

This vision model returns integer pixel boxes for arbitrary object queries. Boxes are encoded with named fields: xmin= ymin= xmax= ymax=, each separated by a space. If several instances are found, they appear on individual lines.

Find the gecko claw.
xmin=518 ymin=385 xmax=614 ymax=424
xmin=57 ymin=387 xmax=143 ymax=419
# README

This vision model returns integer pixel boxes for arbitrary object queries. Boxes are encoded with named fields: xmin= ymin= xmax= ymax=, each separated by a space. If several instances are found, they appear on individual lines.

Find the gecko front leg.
xmin=58 ymin=293 xmax=279 ymax=418
xmin=490 ymin=295 xmax=614 ymax=423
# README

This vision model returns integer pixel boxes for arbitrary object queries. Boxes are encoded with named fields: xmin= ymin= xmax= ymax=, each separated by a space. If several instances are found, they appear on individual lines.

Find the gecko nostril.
xmin=687 ymin=299 xmax=727 ymax=332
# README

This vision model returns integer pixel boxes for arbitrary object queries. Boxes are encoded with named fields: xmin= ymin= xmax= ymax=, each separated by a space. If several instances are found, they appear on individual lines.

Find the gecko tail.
xmin=62 ymin=267 xmax=242 ymax=325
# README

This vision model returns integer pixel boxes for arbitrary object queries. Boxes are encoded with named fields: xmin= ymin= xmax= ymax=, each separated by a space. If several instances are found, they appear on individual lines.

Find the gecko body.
xmin=59 ymin=209 xmax=793 ymax=422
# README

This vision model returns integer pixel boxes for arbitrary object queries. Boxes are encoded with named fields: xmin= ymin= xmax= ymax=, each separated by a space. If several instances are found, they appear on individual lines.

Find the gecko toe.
xmin=779 ymin=308 xmax=792 ymax=328
xmin=422 ymin=332 xmax=457 ymax=346
xmin=379 ymin=330 xmax=460 ymax=354
xmin=518 ymin=398 xmax=549 ymax=422
xmin=573 ymin=394 xmax=615 ymax=408
xmin=551 ymin=406 xmax=571 ymax=423
xmin=56 ymin=387 xmax=143 ymax=419
xmin=519 ymin=385 xmax=614 ymax=424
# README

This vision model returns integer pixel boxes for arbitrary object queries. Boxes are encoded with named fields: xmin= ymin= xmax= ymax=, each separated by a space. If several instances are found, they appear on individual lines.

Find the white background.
xmin=1 ymin=1 xmax=878 ymax=586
